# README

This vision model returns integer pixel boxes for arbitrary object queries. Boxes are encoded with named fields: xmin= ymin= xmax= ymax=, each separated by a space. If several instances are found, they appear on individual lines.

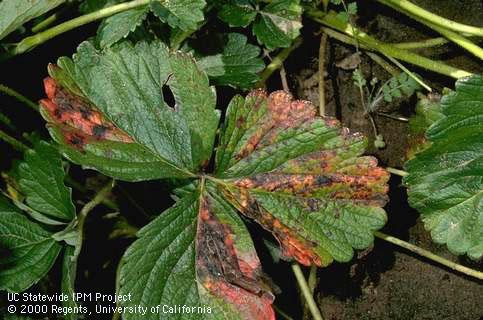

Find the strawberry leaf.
xmin=218 ymin=0 xmax=302 ymax=50
xmin=0 ymin=196 xmax=62 ymax=292
xmin=218 ymin=1 xmax=257 ymax=27
xmin=252 ymin=0 xmax=302 ymax=50
xmin=40 ymin=40 xmax=218 ymax=180
xmin=215 ymin=90 xmax=389 ymax=265
xmin=13 ymin=141 xmax=75 ymax=222
xmin=0 ymin=0 xmax=65 ymax=40
xmin=197 ymin=33 xmax=265 ymax=89
xmin=96 ymin=5 xmax=149 ymax=48
xmin=405 ymin=75 xmax=483 ymax=260
xmin=150 ymin=0 xmax=206 ymax=31
xmin=118 ymin=186 xmax=274 ymax=320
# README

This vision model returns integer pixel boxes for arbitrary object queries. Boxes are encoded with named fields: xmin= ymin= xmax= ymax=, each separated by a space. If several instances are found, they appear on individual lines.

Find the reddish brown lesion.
xmin=196 ymin=196 xmax=275 ymax=319
xmin=234 ymin=91 xmax=319 ymax=161
xmin=40 ymin=72 xmax=133 ymax=150
xmin=223 ymin=188 xmax=327 ymax=267
xmin=231 ymin=171 xmax=389 ymax=207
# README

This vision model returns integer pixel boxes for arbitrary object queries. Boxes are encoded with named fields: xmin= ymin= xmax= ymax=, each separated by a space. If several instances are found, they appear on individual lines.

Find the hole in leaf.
xmin=162 ymin=84 xmax=175 ymax=109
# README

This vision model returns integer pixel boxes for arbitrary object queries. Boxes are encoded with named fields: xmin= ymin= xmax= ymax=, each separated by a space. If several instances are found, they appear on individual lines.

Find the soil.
xmin=276 ymin=1 xmax=483 ymax=319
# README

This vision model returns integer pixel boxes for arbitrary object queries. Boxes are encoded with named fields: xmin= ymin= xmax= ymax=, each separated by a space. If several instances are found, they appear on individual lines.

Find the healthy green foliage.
xmin=0 ymin=0 xmax=65 ymax=40
xmin=218 ymin=0 xmax=302 ymax=50
xmin=405 ymin=75 xmax=483 ymax=260
xmin=0 ymin=141 xmax=80 ymax=298
xmin=381 ymin=72 xmax=420 ymax=103
xmin=197 ymin=33 xmax=265 ymax=89
xmin=0 ymin=196 xmax=62 ymax=292
xmin=61 ymin=246 xmax=79 ymax=320
xmin=150 ymin=0 xmax=206 ymax=31
xmin=407 ymin=93 xmax=444 ymax=159
xmin=97 ymin=5 xmax=149 ymax=48
xmin=93 ymin=0 xmax=206 ymax=48
xmin=15 ymin=140 xmax=75 ymax=222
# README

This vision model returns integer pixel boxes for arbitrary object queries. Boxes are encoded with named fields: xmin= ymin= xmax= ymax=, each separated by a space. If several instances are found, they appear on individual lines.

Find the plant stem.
xmin=0 ymin=84 xmax=39 ymax=111
xmin=376 ymin=112 xmax=408 ymax=122
xmin=0 ymin=112 xmax=16 ymax=131
xmin=393 ymin=37 xmax=449 ymax=50
xmin=73 ymin=181 xmax=114 ymax=259
xmin=307 ymin=10 xmax=473 ymax=79
xmin=14 ymin=0 xmax=150 ymax=55
xmin=291 ymin=263 xmax=324 ymax=320
xmin=318 ymin=32 xmax=328 ymax=116
xmin=384 ymin=54 xmax=432 ymax=91
xmin=274 ymin=305 xmax=295 ymax=320
xmin=376 ymin=0 xmax=483 ymax=37
xmin=257 ymin=37 xmax=303 ymax=86
xmin=0 ymin=129 xmax=29 ymax=152
xmin=374 ymin=231 xmax=483 ymax=280
xmin=386 ymin=167 xmax=408 ymax=177
xmin=32 ymin=12 xmax=61 ymax=33
xmin=377 ymin=0 xmax=483 ymax=59
xmin=366 ymin=52 xmax=399 ymax=76
xmin=64 ymin=176 xmax=118 ymax=210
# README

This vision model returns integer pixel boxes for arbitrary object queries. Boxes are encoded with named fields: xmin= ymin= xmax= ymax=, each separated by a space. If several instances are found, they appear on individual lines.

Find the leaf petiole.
xmin=73 ymin=181 xmax=114 ymax=259
xmin=376 ymin=0 xmax=483 ymax=37
xmin=307 ymin=9 xmax=474 ymax=79
xmin=375 ymin=231 xmax=483 ymax=280
xmin=0 ymin=83 xmax=39 ymax=111
xmin=291 ymin=263 xmax=324 ymax=320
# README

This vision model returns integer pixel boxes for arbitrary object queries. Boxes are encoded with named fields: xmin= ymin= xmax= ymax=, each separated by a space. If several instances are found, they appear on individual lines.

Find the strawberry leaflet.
xmin=40 ymin=40 xmax=218 ymax=181
xmin=215 ymin=90 xmax=389 ymax=265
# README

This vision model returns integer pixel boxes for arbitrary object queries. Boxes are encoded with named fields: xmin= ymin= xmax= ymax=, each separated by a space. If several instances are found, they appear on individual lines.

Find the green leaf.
xmin=61 ymin=246 xmax=79 ymax=320
xmin=405 ymin=75 xmax=483 ymax=260
xmin=197 ymin=33 xmax=265 ymax=89
xmin=407 ymin=93 xmax=444 ymax=159
xmin=40 ymin=40 xmax=218 ymax=180
xmin=97 ymin=5 xmax=149 ymax=48
xmin=252 ymin=0 xmax=302 ymax=50
xmin=0 ymin=0 xmax=65 ymax=40
xmin=347 ymin=2 xmax=357 ymax=15
xmin=79 ymin=0 xmax=120 ymax=14
xmin=215 ymin=90 xmax=389 ymax=265
xmin=118 ymin=188 xmax=274 ymax=320
xmin=150 ymin=0 xmax=206 ymax=31
xmin=218 ymin=1 xmax=257 ymax=27
xmin=0 ymin=196 xmax=62 ymax=292
xmin=15 ymin=141 xmax=75 ymax=222
xmin=381 ymin=72 xmax=420 ymax=103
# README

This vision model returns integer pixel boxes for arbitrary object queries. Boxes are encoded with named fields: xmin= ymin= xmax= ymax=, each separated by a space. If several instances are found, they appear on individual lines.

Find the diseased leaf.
xmin=40 ymin=40 xmax=218 ymax=180
xmin=216 ymin=90 xmax=389 ymax=265
xmin=405 ymin=75 xmax=483 ymax=260
xmin=0 ymin=196 xmax=62 ymax=292
xmin=150 ymin=0 xmax=206 ymax=30
xmin=252 ymin=0 xmax=302 ymax=49
xmin=118 ymin=188 xmax=274 ymax=320
xmin=197 ymin=33 xmax=265 ymax=89
xmin=14 ymin=140 xmax=75 ymax=222
xmin=97 ymin=5 xmax=149 ymax=48
xmin=0 ymin=0 xmax=65 ymax=40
